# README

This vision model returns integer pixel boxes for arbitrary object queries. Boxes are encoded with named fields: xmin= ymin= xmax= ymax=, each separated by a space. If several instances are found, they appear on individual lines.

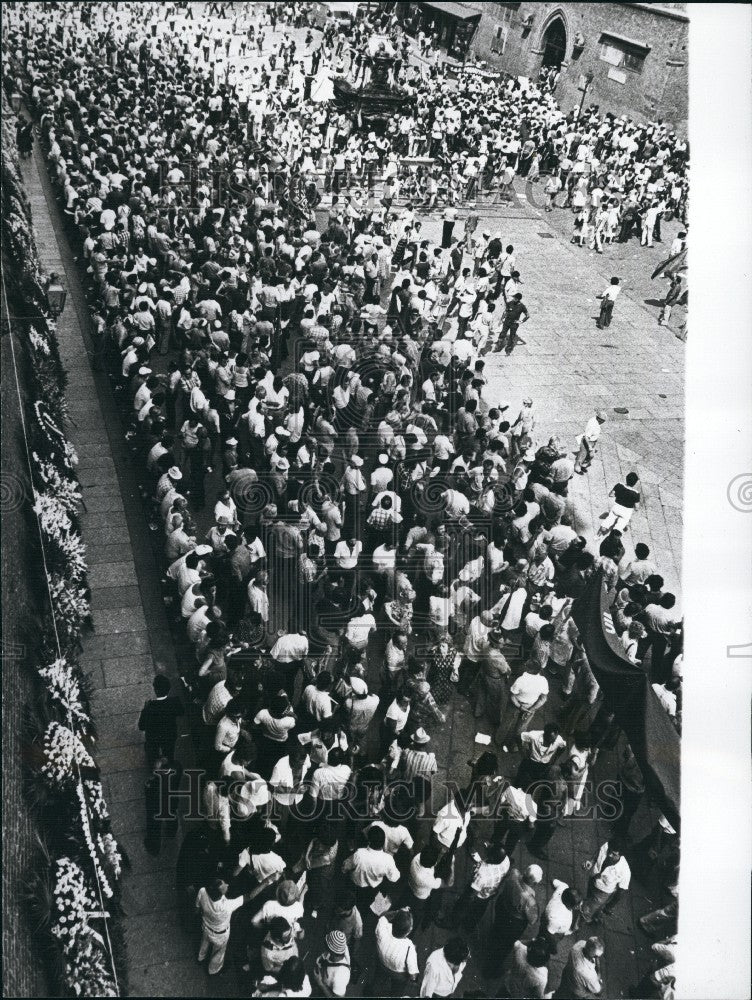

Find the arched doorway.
xmin=541 ymin=16 xmax=567 ymax=68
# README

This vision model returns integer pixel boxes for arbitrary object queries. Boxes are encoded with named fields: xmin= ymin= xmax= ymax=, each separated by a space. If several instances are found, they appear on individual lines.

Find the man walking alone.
xmin=499 ymin=293 xmax=529 ymax=355
xmin=596 ymin=277 xmax=620 ymax=329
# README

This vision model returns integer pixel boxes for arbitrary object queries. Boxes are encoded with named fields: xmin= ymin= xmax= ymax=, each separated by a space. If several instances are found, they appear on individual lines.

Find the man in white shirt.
xmin=582 ymin=839 xmax=631 ymax=922
xmin=641 ymin=201 xmax=660 ymax=247
xmin=344 ymin=611 xmax=376 ymax=655
xmin=374 ymin=909 xmax=420 ymax=985
xmin=557 ymin=936 xmax=605 ymax=998
xmin=575 ymin=410 xmax=607 ymax=474
xmin=334 ymin=537 xmax=362 ymax=570
xmin=370 ymin=454 xmax=394 ymax=492
xmin=420 ymin=938 xmax=469 ymax=997
xmin=517 ymin=723 xmax=567 ymax=789
xmin=343 ymin=824 xmax=400 ymax=910
xmin=301 ymin=673 xmax=335 ymax=722
xmin=308 ymin=747 xmax=352 ymax=802
xmin=502 ymin=662 xmax=549 ymax=749
xmin=442 ymin=488 xmax=470 ymax=519
xmin=250 ymin=880 xmax=305 ymax=932
xmin=367 ymin=820 xmax=414 ymax=856
xmin=452 ymin=840 xmax=510 ymax=930
xmin=596 ymin=276 xmax=620 ymax=328
xmin=432 ymin=796 xmax=471 ymax=851
xmin=270 ymin=631 xmax=309 ymax=699
xmin=542 ymin=879 xmax=582 ymax=942
xmin=458 ymin=610 xmax=494 ymax=694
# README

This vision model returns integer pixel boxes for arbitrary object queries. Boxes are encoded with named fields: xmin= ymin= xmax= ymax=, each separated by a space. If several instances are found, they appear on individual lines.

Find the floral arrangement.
xmin=37 ymin=660 xmax=90 ymax=730
xmin=3 ymin=94 xmax=126 ymax=995
xmin=39 ymin=721 xmax=96 ymax=789
xmin=51 ymin=859 xmax=119 ymax=997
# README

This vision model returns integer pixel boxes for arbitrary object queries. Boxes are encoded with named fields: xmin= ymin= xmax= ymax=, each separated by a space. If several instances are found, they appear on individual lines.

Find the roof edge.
xmin=618 ymin=3 xmax=689 ymax=23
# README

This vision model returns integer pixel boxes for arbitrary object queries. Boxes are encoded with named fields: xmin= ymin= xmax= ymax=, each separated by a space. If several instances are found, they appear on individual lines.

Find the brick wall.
xmin=467 ymin=1 xmax=688 ymax=131
xmin=1 ymin=101 xmax=52 ymax=1000
xmin=1 ymin=283 xmax=51 ymax=999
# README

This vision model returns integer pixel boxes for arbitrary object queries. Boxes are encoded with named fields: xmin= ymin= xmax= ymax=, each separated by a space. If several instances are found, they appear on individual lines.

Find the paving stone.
xmin=80 ymin=509 xmax=129 ymax=533
xmin=128 ymin=958 xmax=214 ymax=999
xmin=81 ymin=481 xmax=124 ymax=498
xmin=79 ymin=491 xmax=126 ymax=515
xmin=97 ymin=712 xmax=146 ymax=751
xmin=87 ymin=560 xmax=137 ymax=589
xmin=76 ymin=454 xmax=118 ymax=473
xmin=102 ymin=769 xmax=148 ymax=805
xmin=85 ymin=524 xmax=133 ymax=547
xmin=100 ymin=653 xmax=155 ymax=688
xmin=69 ymin=438 xmax=112 ymax=456
xmin=96 ymin=743 xmax=149 ymax=775
xmin=83 ymin=630 xmax=151 ymax=658
xmin=91 ymin=605 xmax=147 ymax=635
xmin=120 ymin=867 xmax=183 ymax=916
xmin=92 ymin=681 xmax=153 ymax=717
xmin=118 ymin=831 xmax=182 ymax=878
xmin=82 ymin=652 xmax=107 ymax=686
xmin=78 ymin=466 xmax=120 ymax=488
xmin=90 ymin=585 xmax=143 ymax=611
xmin=122 ymin=911 xmax=196 ymax=968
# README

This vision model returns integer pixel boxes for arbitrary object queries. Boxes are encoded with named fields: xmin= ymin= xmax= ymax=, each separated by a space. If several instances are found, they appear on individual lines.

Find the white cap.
xmin=350 ymin=677 xmax=368 ymax=696
xmin=525 ymin=864 xmax=544 ymax=884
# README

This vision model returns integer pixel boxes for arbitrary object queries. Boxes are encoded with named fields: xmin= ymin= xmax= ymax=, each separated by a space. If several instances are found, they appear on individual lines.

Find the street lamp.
xmin=578 ymin=71 xmax=594 ymax=118
xmin=10 ymin=92 xmax=22 ymax=114
xmin=46 ymin=274 xmax=67 ymax=318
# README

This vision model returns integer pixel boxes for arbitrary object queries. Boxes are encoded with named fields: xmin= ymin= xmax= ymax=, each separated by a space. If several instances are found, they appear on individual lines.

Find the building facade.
xmin=403 ymin=3 xmax=688 ymax=131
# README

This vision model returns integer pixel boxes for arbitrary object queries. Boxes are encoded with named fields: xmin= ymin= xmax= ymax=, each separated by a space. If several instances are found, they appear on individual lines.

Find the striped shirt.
xmin=401 ymin=748 xmax=438 ymax=781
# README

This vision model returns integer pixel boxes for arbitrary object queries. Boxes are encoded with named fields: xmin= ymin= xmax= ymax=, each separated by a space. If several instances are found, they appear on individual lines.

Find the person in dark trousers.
xmin=499 ymin=293 xmax=529 ymax=355
xmin=596 ymin=277 xmax=620 ymax=329
xmin=138 ymin=674 xmax=184 ymax=766
xmin=528 ymin=764 xmax=569 ymax=860
xmin=441 ymin=205 xmax=457 ymax=248
xmin=484 ymin=863 xmax=542 ymax=977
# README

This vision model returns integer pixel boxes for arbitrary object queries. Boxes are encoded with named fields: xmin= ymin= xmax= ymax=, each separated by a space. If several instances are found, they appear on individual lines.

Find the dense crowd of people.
xmin=3 ymin=1 xmax=685 ymax=996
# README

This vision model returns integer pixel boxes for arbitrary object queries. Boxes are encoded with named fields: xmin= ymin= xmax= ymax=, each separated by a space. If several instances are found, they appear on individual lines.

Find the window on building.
xmin=491 ymin=24 xmax=509 ymax=53
xmin=495 ymin=3 xmax=520 ymax=22
xmin=598 ymin=33 xmax=649 ymax=73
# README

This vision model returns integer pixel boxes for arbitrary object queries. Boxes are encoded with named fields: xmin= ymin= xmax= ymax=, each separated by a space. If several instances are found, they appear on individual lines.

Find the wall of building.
xmin=1 ymin=101 xmax=51 ymax=1000
xmin=466 ymin=2 xmax=688 ymax=132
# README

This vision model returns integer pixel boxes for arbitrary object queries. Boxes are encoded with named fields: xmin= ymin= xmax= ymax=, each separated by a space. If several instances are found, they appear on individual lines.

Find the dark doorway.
xmin=541 ymin=17 xmax=567 ymax=68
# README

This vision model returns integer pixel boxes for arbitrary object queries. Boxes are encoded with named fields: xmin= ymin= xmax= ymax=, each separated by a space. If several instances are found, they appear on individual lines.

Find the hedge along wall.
xmin=1 ymin=92 xmax=127 ymax=997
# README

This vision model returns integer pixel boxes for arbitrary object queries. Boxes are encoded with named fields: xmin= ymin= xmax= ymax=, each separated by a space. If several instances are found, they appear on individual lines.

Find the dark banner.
xmin=573 ymin=573 xmax=681 ymax=830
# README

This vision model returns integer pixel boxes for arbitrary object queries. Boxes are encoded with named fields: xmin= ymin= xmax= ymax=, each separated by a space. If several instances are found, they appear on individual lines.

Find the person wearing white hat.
xmin=400 ymin=728 xmax=438 ymax=784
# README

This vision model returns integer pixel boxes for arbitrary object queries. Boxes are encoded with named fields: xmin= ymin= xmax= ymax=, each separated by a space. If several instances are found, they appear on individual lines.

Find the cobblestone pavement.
xmin=415 ymin=195 xmax=686 ymax=602
xmin=18 ymin=8 xmax=683 ymax=997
